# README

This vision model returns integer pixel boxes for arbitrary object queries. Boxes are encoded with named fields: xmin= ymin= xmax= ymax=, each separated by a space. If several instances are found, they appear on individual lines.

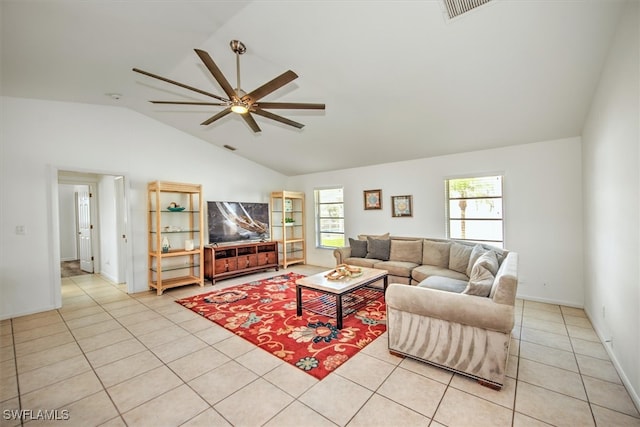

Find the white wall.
xmin=287 ymin=137 xmax=584 ymax=306
xmin=582 ymin=0 xmax=639 ymax=407
xmin=98 ymin=176 xmax=119 ymax=283
xmin=0 ymin=96 xmax=287 ymax=319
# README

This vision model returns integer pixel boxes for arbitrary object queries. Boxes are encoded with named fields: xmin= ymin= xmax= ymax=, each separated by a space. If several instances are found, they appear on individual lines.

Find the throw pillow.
xmin=475 ymin=250 xmax=500 ymax=276
xmin=449 ymin=243 xmax=473 ymax=275
xmin=365 ymin=237 xmax=391 ymax=261
xmin=389 ymin=240 xmax=423 ymax=264
xmin=422 ymin=240 xmax=451 ymax=267
xmin=466 ymin=244 xmax=488 ymax=277
xmin=348 ymin=238 xmax=368 ymax=258
xmin=462 ymin=263 xmax=495 ymax=297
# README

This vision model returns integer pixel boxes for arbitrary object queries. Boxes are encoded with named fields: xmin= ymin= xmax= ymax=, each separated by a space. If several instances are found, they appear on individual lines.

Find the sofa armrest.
xmin=386 ymin=284 xmax=514 ymax=333
xmin=333 ymin=247 xmax=352 ymax=265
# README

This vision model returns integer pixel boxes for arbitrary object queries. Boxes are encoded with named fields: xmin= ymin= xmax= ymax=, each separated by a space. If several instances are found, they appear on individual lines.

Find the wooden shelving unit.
xmin=148 ymin=181 xmax=204 ymax=295
xmin=270 ymin=191 xmax=306 ymax=268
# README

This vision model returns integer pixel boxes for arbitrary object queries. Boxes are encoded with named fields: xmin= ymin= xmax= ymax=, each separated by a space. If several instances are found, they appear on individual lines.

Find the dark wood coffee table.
xmin=295 ymin=267 xmax=388 ymax=329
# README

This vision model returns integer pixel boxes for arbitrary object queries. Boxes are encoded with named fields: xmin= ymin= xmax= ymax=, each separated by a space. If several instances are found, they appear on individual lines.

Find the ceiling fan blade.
xmin=194 ymin=49 xmax=237 ymax=100
xmin=251 ymin=108 xmax=304 ymax=129
xmin=132 ymin=68 xmax=227 ymax=102
xmin=242 ymin=70 xmax=298 ymax=104
xmin=242 ymin=113 xmax=261 ymax=133
xmin=255 ymin=102 xmax=325 ymax=110
xmin=201 ymin=107 xmax=232 ymax=126
xmin=150 ymin=101 xmax=228 ymax=106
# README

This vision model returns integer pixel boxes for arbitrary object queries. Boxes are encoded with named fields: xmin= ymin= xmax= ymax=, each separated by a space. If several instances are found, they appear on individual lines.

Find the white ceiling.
xmin=1 ymin=1 xmax=624 ymax=176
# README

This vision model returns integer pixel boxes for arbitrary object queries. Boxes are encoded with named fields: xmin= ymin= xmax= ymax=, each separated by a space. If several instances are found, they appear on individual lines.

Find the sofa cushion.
xmin=348 ymin=238 xmax=368 ymax=258
xmin=449 ymin=243 xmax=473 ymax=274
xmin=366 ymin=237 xmax=391 ymax=261
xmin=422 ymin=240 xmax=451 ymax=267
xmin=344 ymin=257 xmax=379 ymax=268
xmin=412 ymin=264 xmax=469 ymax=283
xmin=372 ymin=260 xmax=418 ymax=278
xmin=389 ymin=239 xmax=423 ymax=264
xmin=466 ymin=244 xmax=488 ymax=276
xmin=418 ymin=276 xmax=468 ymax=293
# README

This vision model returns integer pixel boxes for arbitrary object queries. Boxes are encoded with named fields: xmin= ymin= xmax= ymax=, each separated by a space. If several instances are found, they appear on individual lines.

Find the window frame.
xmin=314 ymin=186 xmax=345 ymax=249
xmin=445 ymin=174 xmax=505 ymax=248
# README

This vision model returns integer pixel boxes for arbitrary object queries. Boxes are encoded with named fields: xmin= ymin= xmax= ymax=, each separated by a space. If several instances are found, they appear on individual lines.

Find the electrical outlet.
xmin=15 ymin=225 xmax=26 ymax=235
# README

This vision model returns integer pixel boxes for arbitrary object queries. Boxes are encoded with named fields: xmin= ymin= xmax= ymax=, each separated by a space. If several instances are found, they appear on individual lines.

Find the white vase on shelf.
xmin=162 ymin=237 xmax=170 ymax=253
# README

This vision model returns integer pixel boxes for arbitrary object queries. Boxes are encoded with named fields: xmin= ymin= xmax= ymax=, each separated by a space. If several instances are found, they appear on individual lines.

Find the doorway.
xmin=59 ymin=183 xmax=94 ymax=276
xmin=57 ymin=170 xmax=131 ymax=291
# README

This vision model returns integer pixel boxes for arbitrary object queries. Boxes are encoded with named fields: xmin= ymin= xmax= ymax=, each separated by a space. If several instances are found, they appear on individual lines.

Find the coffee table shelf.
xmin=296 ymin=267 xmax=388 ymax=329
xmin=302 ymin=286 xmax=383 ymax=318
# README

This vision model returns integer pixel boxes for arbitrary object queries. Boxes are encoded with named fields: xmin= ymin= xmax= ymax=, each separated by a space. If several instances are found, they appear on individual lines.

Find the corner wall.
xmin=0 ymin=96 xmax=287 ymax=320
xmin=581 ymin=0 xmax=639 ymax=408
xmin=287 ymin=137 xmax=584 ymax=306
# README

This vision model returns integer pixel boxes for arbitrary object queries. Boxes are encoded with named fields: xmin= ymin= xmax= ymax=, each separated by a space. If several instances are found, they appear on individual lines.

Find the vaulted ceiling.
xmin=1 ymin=1 xmax=624 ymax=175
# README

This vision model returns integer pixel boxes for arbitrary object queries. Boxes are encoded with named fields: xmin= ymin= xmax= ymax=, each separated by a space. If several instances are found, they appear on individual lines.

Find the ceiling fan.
xmin=133 ymin=40 xmax=325 ymax=133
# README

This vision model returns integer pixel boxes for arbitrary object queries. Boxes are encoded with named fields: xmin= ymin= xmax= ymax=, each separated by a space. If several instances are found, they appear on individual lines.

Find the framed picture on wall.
xmin=392 ymin=195 xmax=413 ymax=217
xmin=363 ymin=189 xmax=382 ymax=210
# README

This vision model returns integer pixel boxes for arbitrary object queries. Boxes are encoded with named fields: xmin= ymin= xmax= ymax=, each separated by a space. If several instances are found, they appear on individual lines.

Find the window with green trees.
xmin=446 ymin=175 xmax=504 ymax=248
xmin=314 ymin=187 xmax=344 ymax=248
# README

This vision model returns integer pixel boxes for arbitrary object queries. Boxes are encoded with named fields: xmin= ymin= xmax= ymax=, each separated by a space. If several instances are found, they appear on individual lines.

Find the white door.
xmin=76 ymin=189 xmax=94 ymax=273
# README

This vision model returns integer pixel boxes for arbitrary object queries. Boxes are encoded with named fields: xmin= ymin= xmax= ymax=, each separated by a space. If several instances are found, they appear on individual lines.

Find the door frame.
xmin=48 ymin=165 xmax=134 ymax=308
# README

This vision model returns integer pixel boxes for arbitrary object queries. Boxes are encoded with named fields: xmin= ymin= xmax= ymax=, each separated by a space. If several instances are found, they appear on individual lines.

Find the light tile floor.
xmin=1 ymin=266 xmax=639 ymax=426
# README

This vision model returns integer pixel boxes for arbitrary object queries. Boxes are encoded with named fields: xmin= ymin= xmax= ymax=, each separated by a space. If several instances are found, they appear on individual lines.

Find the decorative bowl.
xmin=167 ymin=206 xmax=185 ymax=212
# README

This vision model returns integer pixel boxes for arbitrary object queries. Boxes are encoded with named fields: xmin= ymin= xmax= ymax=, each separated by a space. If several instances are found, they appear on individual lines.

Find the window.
xmin=445 ymin=175 xmax=504 ymax=248
xmin=314 ymin=187 xmax=344 ymax=248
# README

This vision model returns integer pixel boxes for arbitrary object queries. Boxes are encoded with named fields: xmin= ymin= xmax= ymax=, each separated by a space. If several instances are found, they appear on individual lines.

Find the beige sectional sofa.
xmin=333 ymin=234 xmax=519 ymax=389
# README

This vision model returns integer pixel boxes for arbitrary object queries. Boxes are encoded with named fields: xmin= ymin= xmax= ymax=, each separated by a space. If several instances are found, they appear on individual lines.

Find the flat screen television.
xmin=207 ymin=201 xmax=270 ymax=244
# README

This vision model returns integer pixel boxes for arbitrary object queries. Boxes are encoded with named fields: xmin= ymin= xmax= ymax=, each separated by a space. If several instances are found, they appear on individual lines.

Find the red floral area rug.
xmin=175 ymin=273 xmax=386 ymax=380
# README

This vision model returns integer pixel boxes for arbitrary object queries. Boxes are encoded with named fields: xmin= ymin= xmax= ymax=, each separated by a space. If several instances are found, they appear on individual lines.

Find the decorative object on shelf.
xmin=325 ymin=264 xmax=363 ymax=280
xmin=285 ymin=217 xmax=295 ymax=226
xmin=185 ymin=239 xmax=194 ymax=251
xmin=168 ymin=202 xmax=185 ymax=211
xmin=284 ymin=199 xmax=293 ymax=212
xmin=364 ymin=189 xmax=382 ymax=210
xmin=162 ymin=236 xmax=170 ymax=253
xmin=133 ymin=40 xmax=325 ymax=133
xmin=391 ymin=195 xmax=413 ymax=217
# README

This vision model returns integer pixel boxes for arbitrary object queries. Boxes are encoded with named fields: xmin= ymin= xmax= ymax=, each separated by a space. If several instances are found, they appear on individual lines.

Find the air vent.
xmin=442 ymin=0 xmax=492 ymax=20
xmin=223 ymin=144 xmax=237 ymax=151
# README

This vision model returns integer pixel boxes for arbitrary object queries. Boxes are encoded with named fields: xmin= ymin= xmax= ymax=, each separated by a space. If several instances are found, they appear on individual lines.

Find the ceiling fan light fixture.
xmin=230 ymin=102 xmax=249 ymax=114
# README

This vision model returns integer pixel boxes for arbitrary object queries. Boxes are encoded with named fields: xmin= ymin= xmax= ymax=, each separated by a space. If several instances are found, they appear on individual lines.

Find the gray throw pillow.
xmin=348 ymin=238 xmax=368 ymax=258
xmin=365 ymin=237 xmax=390 ymax=261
